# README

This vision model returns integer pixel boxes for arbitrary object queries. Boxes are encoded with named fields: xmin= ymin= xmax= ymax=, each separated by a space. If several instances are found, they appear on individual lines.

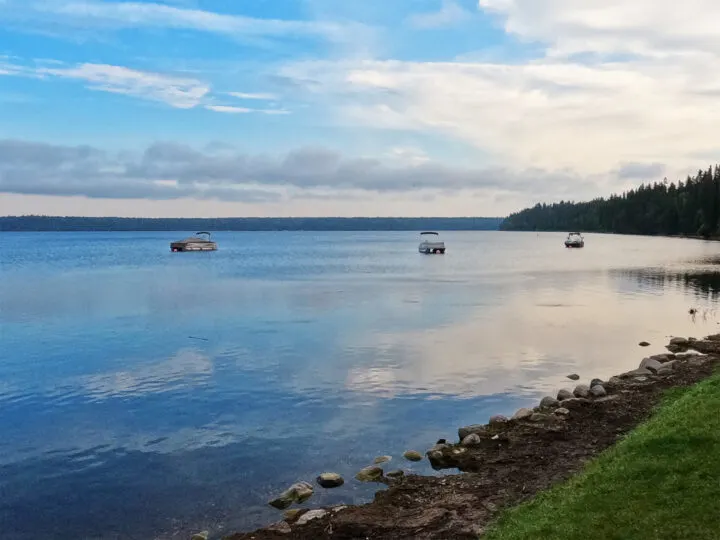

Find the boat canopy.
xmin=195 ymin=231 xmax=212 ymax=240
xmin=420 ymin=231 xmax=440 ymax=235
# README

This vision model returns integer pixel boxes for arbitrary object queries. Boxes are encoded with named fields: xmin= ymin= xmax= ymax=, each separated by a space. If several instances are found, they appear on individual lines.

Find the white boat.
xmin=171 ymin=231 xmax=218 ymax=252
xmin=564 ymin=232 xmax=584 ymax=248
xmin=418 ymin=231 xmax=446 ymax=254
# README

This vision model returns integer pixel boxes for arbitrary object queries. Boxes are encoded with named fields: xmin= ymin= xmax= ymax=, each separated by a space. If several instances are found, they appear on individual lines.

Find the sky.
xmin=0 ymin=0 xmax=717 ymax=217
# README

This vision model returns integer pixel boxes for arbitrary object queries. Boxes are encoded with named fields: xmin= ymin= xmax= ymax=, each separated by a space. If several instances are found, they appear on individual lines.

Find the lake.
xmin=2 ymin=231 xmax=720 ymax=539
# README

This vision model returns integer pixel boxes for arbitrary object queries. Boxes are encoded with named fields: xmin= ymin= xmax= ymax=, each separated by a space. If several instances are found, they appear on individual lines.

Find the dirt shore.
xmin=225 ymin=336 xmax=720 ymax=540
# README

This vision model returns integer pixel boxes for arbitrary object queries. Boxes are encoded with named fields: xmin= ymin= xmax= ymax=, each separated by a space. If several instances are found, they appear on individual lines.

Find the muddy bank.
xmin=224 ymin=336 xmax=720 ymax=540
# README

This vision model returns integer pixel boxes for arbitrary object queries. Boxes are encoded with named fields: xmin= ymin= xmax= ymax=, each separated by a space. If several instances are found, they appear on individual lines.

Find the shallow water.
xmin=2 ymin=231 xmax=720 ymax=539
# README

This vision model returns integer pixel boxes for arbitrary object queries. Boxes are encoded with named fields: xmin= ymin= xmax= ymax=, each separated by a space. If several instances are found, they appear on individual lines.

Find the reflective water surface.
xmin=2 ymin=231 xmax=720 ymax=539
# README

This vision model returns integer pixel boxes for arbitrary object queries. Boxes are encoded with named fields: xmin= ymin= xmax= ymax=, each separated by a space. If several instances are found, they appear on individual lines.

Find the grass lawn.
xmin=484 ymin=373 xmax=720 ymax=540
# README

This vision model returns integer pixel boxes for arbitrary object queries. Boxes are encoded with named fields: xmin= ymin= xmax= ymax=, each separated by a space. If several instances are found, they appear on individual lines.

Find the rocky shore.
xmin=220 ymin=335 xmax=720 ymax=540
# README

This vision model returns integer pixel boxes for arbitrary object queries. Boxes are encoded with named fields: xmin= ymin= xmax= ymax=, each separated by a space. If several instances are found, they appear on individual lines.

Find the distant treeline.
xmin=501 ymin=165 xmax=720 ymax=237
xmin=1 ymin=216 xmax=504 ymax=232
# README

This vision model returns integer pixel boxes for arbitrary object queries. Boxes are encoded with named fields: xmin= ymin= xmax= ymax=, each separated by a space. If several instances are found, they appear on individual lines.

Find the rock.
xmin=462 ymin=433 xmax=483 ymax=446
xmin=590 ymin=378 xmax=604 ymax=388
xmin=458 ymin=424 xmax=487 ymax=440
xmin=373 ymin=455 xmax=392 ymax=464
xmin=621 ymin=367 xmax=653 ymax=378
xmin=670 ymin=337 xmax=689 ymax=346
xmin=269 ymin=482 xmax=314 ymax=510
xmin=296 ymin=509 xmax=328 ymax=526
xmin=386 ymin=470 xmax=405 ymax=478
xmin=607 ymin=376 xmax=622 ymax=386
xmin=561 ymin=397 xmax=590 ymax=409
xmin=573 ymin=384 xmax=590 ymax=398
xmin=567 ymin=373 xmax=580 ymax=380
xmin=331 ymin=506 xmax=347 ymax=513
xmin=355 ymin=465 xmax=384 ymax=482
xmin=595 ymin=395 xmax=620 ymax=403
xmin=190 ymin=532 xmax=209 ymax=540
xmin=590 ymin=385 xmax=607 ymax=397
xmin=639 ymin=357 xmax=663 ymax=373
xmin=403 ymin=450 xmax=423 ymax=462
xmin=529 ymin=413 xmax=549 ymax=422
xmin=267 ymin=521 xmax=292 ymax=534
xmin=639 ymin=341 xmax=650 ymax=347
xmin=540 ymin=396 xmax=560 ymax=409
xmin=656 ymin=365 xmax=674 ymax=376
xmin=554 ymin=407 xmax=570 ymax=416
xmin=649 ymin=353 xmax=674 ymax=363
xmin=557 ymin=388 xmax=574 ymax=401
xmin=283 ymin=509 xmax=303 ymax=521
xmin=512 ymin=407 xmax=533 ymax=420
xmin=489 ymin=414 xmax=508 ymax=425
xmin=316 ymin=472 xmax=344 ymax=489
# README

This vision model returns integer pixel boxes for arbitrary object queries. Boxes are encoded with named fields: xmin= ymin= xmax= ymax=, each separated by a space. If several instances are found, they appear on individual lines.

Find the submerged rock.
xmin=573 ymin=384 xmax=590 ymax=398
xmin=355 ymin=466 xmax=384 ymax=482
xmin=557 ymin=389 xmax=574 ymax=401
xmin=283 ymin=509 xmax=303 ymax=521
xmin=489 ymin=414 xmax=508 ymax=425
xmin=462 ymin=433 xmax=483 ymax=446
xmin=458 ymin=424 xmax=487 ymax=440
xmin=316 ymin=472 xmax=344 ymax=489
xmin=191 ymin=532 xmax=209 ymax=540
xmin=269 ymin=482 xmax=314 ymax=510
xmin=403 ymin=450 xmax=423 ymax=462
xmin=639 ymin=341 xmax=650 ymax=347
xmin=540 ymin=396 xmax=560 ymax=409
xmin=590 ymin=385 xmax=607 ymax=397
xmin=373 ymin=455 xmax=392 ymax=464
xmin=296 ymin=509 xmax=327 ymax=526
xmin=512 ymin=408 xmax=533 ymax=420
xmin=386 ymin=470 xmax=405 ymax=479
xmin=567 ymin=373 xmax=580 ymax=381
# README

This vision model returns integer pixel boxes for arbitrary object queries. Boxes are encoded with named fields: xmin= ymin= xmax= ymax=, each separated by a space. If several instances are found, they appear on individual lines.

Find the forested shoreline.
xmin=0 ymin=216 xmax=503 ymax=232
xmin=502 ymin=165 xmax=720 ymax=236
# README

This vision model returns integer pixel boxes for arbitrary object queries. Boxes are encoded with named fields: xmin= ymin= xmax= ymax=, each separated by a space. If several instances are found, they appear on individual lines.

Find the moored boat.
xmin=171 ymin=232 xmax=218 ymax=252
xmin=419 ymin=231 xmax=446 ymax=254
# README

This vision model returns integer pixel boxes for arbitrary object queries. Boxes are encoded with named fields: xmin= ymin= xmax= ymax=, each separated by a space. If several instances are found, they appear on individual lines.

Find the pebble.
xmin=355 ymin=465 xmax=384 ymax=482
xmin=373 ymin=455 xmax=392 ymax=464
xmin=557 ymin=389 xmax=573 ymax=401
xmin=403 ymin=450 xmax=423 ymax=462
xmin=296 ymin=509 xmax=328 ymax=526
xmin=462 ymin=433 xmax=483 ymax=446
xmin=573 ymin=384 xmax=590 ymax=398
xmin=540 ymin=396 xmax=560 ymax=408
xmin=567 ymin=373 xmax=580 ymax=380
xmin=512 ymin=407 xmax=533 ymax=420
xmin=316 ymin=472 xmax=344 ymax=489
xmin=590 ymin=385 xmax=607 ymax=397
xmin=489 ymin=414 xmax=508 ymax=425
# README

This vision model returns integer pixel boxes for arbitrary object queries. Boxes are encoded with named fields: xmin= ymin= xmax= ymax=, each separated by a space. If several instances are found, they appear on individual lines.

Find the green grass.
xmin=484 ymin=373 xmax=720 ymax=540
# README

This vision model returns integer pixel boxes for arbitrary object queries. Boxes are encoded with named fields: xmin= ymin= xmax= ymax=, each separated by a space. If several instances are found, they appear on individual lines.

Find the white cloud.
xmin=39 ymin=63 xmax=209 ymax=108
xmin=205 ymin=104 xmax=252 ymax=114
xmin=227 ymin=92 xmax=277 ymax=100
xmin=407 ymin=0 xmax=471 ymax=29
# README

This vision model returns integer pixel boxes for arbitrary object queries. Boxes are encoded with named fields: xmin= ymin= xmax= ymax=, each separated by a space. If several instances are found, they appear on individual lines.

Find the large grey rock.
xmin=567 ymin=373 xmax=580 ymax=381
xmin=590 ymin=384 xmax=607 ymax=397
xmin=462 ymin=433 xmax=482 ymax=446
xmin=620 ymin=368 xmax=652 ymax=378
xmin=267 ymin=521 xmax=292 ymax=534
xmin=561 ymin=397 xmax=591 ymax=409
xmin=573 ymin=384 xmax=590 ymax=398
xmin=540 ymin=396 xmax=560 ymax=409
xmin=670 ymin=337 xmax=689 ymax=346
xmin=557 ymin=388 xmax=574 ymax=401
xmin=649 ymin=354 xmax=674 ymax=363
xmin=639 ymin=358 xmax=663 ymax=373
xmin=590 ymin=378 xmax=604 ymax=388
xmin=554 ymin=407 xmax=570 ymax=416
xmin=403 ymin=450 xmax=423 ymax=462
xmin=296 ymin=509 xmax=328 ymax=526
xmin=355 ymin=466 xmax=384 ymax=482
xmin=512 ymin=407 xmax=533 ymax=420
xmin=489 ymin=414 xmax=508 ymax=425
xmin=373 ymin=455 xmax=391 ymax=464
xmin=316 ymin=473 xmax=344 ymax=489
xmin=458 ymin=424 xmax=487 ymax=440
xmin=269 ymin=482 xmax=314 ymax=510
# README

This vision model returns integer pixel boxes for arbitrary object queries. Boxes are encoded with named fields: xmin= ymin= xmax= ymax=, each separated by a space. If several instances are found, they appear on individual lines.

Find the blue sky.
xmin=0 ymin=0 xmax=717 ymax=217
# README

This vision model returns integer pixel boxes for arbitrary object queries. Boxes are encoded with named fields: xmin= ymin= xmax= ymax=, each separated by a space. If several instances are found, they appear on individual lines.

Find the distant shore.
xmin=221 ymin=336 xmax=720 ymax=540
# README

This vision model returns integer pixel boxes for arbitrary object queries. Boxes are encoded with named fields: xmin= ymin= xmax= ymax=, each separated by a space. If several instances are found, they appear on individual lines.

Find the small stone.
xmin=355 ymin=465 xmax=384 ymax=482
xmin=590 ymin=378 xmax=604 ymax=388
xmin=590 ymin=385 xmax=607 ymax=397
xmin=403 ymin=450 xmax=423 ymax=462
xmin=554 ymin=407 xmax=570 ymax=416
xmin=529 ymin=413 xmax=549 ymax=422
xmin=489 ymin=414 xmax=508 ymax=425
xmin=561 ymin=397 xmax=590 ymax=409
xmin=640 ymin=358 xmax=663 ymax=373
xmin=283 ymin=509 xmax=302 ymax=521
xmin=269 ymin=482 xmax=314 ymax=510
xmin=567 ymin=373 xmax=580 ymax=380
xmin=462 ymin=433 xmax=483 ymax=446
xmin=639 ymin=341 xmax=650 ymax=347
xmin=458 ymin=424 xmax=487 ymax=440
xmin=296 ymin=509 xmax=327 ymax=526
xmin=557 ymin=389 xmax=574 ymax=401
xmin=267 ymin=521 xmax=292 ymax=534
xmin=373 ymin=455 xmax=392 ymax=464
xmin=540 ymin=396 xmax=560 ymax=409
xmin=573 ymin=384 xmax=590 ymax=398
xmin=386 ymin=470 xmax=405 ymax=478
xmin=316 ymin=472 xmax=344 ymax=489
xmin=191 ymin=532 xmax=209 ymax=540
xmin=512 ymin=407 xmax=533 ymax=420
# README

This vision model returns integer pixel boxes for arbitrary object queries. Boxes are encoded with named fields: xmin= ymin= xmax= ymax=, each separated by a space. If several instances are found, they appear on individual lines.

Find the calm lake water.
xmin=2 ymin=231 xmax=720 ymax=539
